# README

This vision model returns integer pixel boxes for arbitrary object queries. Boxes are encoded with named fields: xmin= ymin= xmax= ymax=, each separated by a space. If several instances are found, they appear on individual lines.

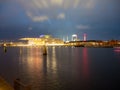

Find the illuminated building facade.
xmin=72 ymin=34 xmax=77 ymax=41
xmin=20 ymin=35 xmax=64 ymax=46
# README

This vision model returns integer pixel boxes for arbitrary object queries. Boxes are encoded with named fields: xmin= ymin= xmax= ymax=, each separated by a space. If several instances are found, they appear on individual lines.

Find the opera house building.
xmin=19 ymin=35 xmax=64 ymax=46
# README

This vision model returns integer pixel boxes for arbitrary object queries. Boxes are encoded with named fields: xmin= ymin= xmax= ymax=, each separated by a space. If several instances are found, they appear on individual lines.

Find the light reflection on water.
xmin=0 ymin=47 xmax=120 ymax=90
xmin=82 ymin=48 xmax=89 ymax=79
xmin=114 ymin=47 xmax=120 ymax=62
xmin=18 ymin=47 xmax=60 ymax=89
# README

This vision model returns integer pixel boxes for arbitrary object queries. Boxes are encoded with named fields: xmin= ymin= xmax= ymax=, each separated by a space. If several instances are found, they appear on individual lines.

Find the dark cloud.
xmin=0 ymin=0 xmax=120 ymax=40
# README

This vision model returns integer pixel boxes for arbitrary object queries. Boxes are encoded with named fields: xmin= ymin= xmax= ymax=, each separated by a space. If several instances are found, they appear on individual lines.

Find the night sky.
xmin=0 ymin=0 xmax=120 ymax=40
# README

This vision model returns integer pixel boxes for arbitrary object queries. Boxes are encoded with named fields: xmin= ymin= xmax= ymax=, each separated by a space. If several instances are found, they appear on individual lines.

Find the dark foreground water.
xmin=0 ymin=47 xmax=120 ymax=90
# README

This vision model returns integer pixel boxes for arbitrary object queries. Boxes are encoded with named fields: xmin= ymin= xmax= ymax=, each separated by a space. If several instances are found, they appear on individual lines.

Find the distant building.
xmin=72 ymin=34 xmax=77 ymax=41
xmin=19 ymin=35 xmax=64 ymax=46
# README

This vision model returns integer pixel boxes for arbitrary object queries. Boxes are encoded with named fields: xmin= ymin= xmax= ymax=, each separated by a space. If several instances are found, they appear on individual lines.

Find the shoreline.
xmin=0 ymin=44 xmax=120 ymax=48
xmin=0 ymin=76 xmax=14 ymax=90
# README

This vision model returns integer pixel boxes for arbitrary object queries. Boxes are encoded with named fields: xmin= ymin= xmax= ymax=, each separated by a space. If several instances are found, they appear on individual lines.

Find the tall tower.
xmin=83 ymin=33 xmax=87 ymax=41
xmin=66 ymin=36 xmax=69 ymax=41
xmin=63 ymin=36 xmax=65 ymax=42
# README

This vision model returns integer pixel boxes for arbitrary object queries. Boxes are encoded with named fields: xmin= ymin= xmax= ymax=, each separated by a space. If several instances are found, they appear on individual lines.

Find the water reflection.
xmin=1 ymin=47 xmax=120 ymax=90
xmin=114 ymin=47 xmax=120 ymax=53
xmin=43 ymin=55 xmax=47 ymax=76
xmin=20 ymin=47 xmax=42 ymax=72
xmin=18 ymin=47 xmax=43 ymax=84
xmin=114 ymin=47 xmax=120 ymax=60
xmin=18 ymin=47 xmax=59 ymax=89
xmin=83 ymin=48 xmax=89 ymax=78
xmin=47 ymin=47 xmax=57 ymax=74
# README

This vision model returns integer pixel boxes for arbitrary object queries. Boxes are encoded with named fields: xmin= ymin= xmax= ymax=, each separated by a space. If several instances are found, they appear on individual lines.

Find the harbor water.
xmin=0 ymin=47 xmax=120 ymax=90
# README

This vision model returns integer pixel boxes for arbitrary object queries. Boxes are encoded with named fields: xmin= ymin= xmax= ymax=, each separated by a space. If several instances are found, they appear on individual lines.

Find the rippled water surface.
xmin=0 ymin=47 xmax=120 ymax=90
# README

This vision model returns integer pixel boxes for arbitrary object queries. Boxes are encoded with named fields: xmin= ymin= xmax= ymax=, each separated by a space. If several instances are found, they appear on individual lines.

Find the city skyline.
xmin=0 ymin=0 xmax=120 ymax=40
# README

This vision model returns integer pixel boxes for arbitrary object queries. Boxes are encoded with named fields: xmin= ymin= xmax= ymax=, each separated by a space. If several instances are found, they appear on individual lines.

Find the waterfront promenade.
xmin=0 ymin=76 xmax=14 ymax=90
